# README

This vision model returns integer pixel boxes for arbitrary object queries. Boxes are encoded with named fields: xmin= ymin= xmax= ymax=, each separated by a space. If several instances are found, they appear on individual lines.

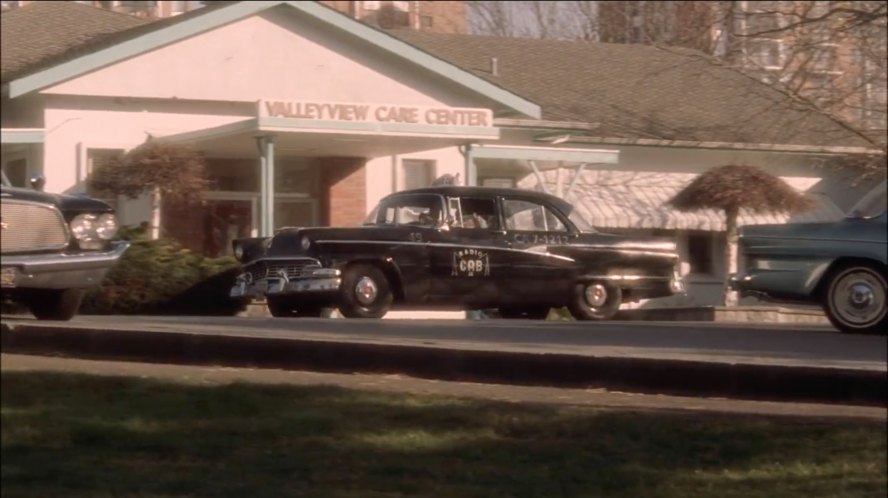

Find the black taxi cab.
xmin=230 ymin=186 xmax=683 ymax=319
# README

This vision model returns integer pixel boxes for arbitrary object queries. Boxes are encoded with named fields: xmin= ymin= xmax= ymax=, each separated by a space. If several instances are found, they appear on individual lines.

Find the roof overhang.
xmin=157 ymin=117 xmax=500 ymax=157
xmin=0 ymin=128 xmax=45 ymax=144
xmin=5 ymin=1 xmax=541 ymax=119
xmin=495 ymin=119 xmax=883 ymax=155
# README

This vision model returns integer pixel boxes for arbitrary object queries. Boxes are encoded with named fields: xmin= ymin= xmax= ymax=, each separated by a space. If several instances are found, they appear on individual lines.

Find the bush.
xmin=81 ymin=226 xmax=247 ymax=316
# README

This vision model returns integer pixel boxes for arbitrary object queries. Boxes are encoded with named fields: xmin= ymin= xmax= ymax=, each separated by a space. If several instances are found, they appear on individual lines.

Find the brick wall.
xmin=322 ymin=157 xmax=367 ymax=227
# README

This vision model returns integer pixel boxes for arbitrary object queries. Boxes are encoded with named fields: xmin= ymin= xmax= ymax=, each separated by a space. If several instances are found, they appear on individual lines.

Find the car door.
xmin=427 ymin=195 xmax=510 ymax=306
xmin=498 ymin=197 xmax=576 ymax=304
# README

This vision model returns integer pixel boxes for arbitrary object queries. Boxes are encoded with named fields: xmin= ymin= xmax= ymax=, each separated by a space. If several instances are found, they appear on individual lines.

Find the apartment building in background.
xmin=0 ymin=0 xmax=466 ymax=33
xmin=596 ymin=0 xmax=887 ymax=134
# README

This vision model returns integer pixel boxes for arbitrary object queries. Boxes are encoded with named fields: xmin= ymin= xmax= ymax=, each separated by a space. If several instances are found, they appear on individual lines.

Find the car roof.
xmin=386 ymin=186 xmax=574 ymax=213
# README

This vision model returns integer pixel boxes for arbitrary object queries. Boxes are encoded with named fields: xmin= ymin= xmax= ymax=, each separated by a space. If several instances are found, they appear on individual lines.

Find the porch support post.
xmin=257 ymin=135 xmax=275 ymax=236
xmin=464 ymin=143 xmax=477 ymax=186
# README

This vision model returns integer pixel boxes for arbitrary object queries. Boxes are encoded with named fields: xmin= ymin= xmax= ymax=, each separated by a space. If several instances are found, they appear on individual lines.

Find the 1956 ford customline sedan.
xmin=732 ymin=181 xmax=887 ymax=335
xmin=1 ymin=170 xmax=129 ymax=320
xmin=230 ymin=186 xmax=683 ymax=320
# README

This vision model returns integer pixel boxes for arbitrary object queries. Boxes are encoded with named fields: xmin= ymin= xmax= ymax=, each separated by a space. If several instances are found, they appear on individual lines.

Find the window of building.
xmin=401 ymin=159 xmax=435 ymax=190
xmin=502 ymin=199 xmax=566 ymax=232
xmin=2 ymin=158 xmax=27 ymax=188
xmin=420 ymin=15 xmax=433 ymax=28
xmin=742 ymin=1 xmax=787 ymax=71
xmin=687 ymin=233 xmax=714 ymax=275
xmin=810 ymin=43 xmax=840 ymax=74
xmin=206 ymin=158 xmax=259 ymax=192
xmin=86 ymin=148 xmax=124 ymax=211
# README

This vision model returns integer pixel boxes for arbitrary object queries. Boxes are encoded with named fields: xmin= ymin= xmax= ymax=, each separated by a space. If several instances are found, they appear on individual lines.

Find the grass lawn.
xmin=1 ymin=371 xmax=885 ymax=498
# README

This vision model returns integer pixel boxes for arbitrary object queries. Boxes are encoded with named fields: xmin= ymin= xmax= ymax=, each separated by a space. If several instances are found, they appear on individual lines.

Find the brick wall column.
xmin=321 ymin=157 xmax=367 ymax=227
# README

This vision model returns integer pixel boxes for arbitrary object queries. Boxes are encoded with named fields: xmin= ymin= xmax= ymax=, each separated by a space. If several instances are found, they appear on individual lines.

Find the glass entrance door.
xmin=202 ymin=199 xmax=254 ymax=257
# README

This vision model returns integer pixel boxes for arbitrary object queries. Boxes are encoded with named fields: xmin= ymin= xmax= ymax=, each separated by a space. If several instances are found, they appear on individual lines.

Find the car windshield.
xmin=847 ymin=181 xmax=887 ymax=219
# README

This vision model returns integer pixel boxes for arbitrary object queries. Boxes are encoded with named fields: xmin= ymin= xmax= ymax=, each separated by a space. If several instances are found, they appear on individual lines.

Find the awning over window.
xmin=518 ymin=170 xmax=846 ymax=231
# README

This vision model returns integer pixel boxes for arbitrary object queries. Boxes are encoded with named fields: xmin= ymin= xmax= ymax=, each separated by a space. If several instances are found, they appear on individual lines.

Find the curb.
xmin=1 ymin=322 xmax=884 ymax=407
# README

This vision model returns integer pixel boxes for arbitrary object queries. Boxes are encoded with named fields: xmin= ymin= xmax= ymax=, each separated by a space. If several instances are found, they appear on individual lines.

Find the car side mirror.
xmin=29 ymin=175 xmax=46 ymax=192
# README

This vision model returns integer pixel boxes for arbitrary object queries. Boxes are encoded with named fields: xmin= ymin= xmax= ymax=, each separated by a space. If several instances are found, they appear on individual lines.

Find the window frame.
xmin=500 ymin=197 xmax=569 ymax=233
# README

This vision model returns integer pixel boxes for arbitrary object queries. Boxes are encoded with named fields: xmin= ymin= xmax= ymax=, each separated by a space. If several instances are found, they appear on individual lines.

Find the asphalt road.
xmin=2 ymin=314 xmax=885 ymax=371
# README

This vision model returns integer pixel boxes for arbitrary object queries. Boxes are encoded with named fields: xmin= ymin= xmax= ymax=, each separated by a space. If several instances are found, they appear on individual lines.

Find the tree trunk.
xmin=151 ymin=187 xmax=161 ymax=240
xmin=724 ymin=206 xmax=739 ymax=306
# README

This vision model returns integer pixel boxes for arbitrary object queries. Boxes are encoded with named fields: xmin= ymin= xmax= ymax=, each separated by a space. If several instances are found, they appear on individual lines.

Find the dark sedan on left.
xmin=1 ymin=171 xmax=129 ymax=320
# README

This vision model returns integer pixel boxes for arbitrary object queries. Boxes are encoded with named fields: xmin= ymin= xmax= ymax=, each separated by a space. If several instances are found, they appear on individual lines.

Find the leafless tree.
xmin=468 ymin=1 xmax=887 ymax=152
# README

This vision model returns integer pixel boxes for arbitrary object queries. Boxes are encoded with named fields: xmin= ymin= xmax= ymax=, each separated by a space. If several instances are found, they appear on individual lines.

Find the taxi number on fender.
xmin=0 ymin=267 xmax=16 ymax=288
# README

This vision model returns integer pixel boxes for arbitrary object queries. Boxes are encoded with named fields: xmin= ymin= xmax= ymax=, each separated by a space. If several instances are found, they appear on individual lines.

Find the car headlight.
xmin=95 ymin=214 xmax=118 ymax=240
xmin=301 ymin=236 xmax=311 ymax=250
xmin=233 ymin=242 xmax=244 ymax=261
xmin=70 ymin=214 xmax=97 ymax=240
xmin=70 ymin=213 xmax=117 ymax=249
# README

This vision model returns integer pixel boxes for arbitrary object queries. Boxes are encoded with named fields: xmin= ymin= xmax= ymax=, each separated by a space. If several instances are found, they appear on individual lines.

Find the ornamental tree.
xmin=89 ymin=137 xmax=211 ymax=239
xmin=668 ymin=164 xmax=814 ymax=306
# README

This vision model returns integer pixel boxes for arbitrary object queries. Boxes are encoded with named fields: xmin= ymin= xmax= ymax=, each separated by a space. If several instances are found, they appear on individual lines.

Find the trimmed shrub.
xmin=81 ymin=226 xmax=247 ymax=316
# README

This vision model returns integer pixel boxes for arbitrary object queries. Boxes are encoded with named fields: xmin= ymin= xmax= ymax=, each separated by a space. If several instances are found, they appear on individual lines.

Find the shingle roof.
xmin=0 ymin=1 xmax=149 ymax=83
xmin=388 ymin=30 xmax=875 ymax=149
xmin=0 ymin=1 xmax=875 ymax=149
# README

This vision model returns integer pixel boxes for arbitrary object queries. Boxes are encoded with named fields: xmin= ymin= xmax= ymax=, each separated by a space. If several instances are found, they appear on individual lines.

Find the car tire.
xmin=567 ymin=280 xmax=621 ymax=321
xmin=499 ymin=306 xmax=550 ymax=319
xmin=822 ymin=263 xmax=888 ymax=335
xmin=338 ymin=264 xmax=393 ymax=319
xmin=27 ymin=288 xmax=85 ymax=321
xmin=266 ymin=296 xmax=324 ymax=318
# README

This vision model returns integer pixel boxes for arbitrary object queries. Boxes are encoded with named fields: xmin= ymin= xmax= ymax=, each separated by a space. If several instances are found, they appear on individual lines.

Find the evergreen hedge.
xmin=81 ymin=226 xmax=247 ymax=316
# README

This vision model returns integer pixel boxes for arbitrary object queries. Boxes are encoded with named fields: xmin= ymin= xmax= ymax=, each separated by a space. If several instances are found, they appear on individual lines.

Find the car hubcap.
xmin=355 ymin=276 xmax=378 ymax=305
xmin=584 ymin=283 xmax=607 ymax=308
xmin=832 ymin=271 xmax=886 ymax=325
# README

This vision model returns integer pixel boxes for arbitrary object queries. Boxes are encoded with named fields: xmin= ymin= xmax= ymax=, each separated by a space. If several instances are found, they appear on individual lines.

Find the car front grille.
xmin=245 ymin=259 xmax=321 ymax=281
xmin=0 ymin=200 xmax=69 ymax=254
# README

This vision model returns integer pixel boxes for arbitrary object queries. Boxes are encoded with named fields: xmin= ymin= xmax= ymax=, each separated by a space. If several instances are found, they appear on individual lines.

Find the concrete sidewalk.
xmin=2 ymin=318 xmax=883 ymax=407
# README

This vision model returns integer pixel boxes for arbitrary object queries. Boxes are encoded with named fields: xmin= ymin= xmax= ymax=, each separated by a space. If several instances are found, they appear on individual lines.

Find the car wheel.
xmin=567 ymin=281 xmax=621 ymax=321
xmin=27 ymin=289 xmax=85 ymax=321
xmin=266 ymin=296 xmax=324 ymax=318
xmin=822 ymin=263 xmax=888 ymax=335
xmin=499 ymin=306 xmax=550 ymax=319
xmin=338 ymin=264 xmax=392 ymax=319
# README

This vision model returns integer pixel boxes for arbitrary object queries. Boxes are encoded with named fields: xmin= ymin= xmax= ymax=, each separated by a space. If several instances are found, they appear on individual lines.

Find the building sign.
xmin=259 ymin=100 xmax=491 ymax=127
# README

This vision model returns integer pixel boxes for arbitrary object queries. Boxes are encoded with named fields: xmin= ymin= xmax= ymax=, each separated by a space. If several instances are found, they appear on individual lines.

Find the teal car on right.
xmin=731 ymin=181 xmax=887 ymax=335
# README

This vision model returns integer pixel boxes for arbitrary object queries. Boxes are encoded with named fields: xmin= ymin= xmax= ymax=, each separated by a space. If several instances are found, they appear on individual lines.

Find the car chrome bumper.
xmin=0 ymin=241 xmax=130 ymax=290
xmin=230 ymin=268 xmax=341 ymax=299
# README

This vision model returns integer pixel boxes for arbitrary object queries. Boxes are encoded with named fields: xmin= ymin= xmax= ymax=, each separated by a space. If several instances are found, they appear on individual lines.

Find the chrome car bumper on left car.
xmin=0 ymin=241 xmax=130 ymax=290
xmin=230 ymin=257 xmax=341 ymax=299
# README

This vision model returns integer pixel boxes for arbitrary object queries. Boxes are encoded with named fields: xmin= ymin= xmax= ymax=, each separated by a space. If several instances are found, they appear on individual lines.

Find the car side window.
xmin=377 ymin=195 xmax=443 ymax=228
xmin=502 ymin=199 xmax=566 ymax=232
xmin=448 ymin=197 xmax=499 ymax=230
